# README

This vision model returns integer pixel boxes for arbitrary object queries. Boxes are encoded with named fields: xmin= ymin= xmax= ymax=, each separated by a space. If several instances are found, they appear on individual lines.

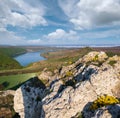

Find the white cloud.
xmin=27 ymin=39 xmax=44 ymax=45
xmin=0 ymin=29 xmax=27 ymax=45
xmin=44 ymin=29 xmax=79 ymax=44
xmin=0 ymin=28 xmax=119 ymax=45
xmin=59 ymin=0 xmax=120 ymax=29
xmin=80 ymin=29 xmax=120 ymax=40
xmin=0 ymin=0 xmax=47 ymax=28
xmin=0 ymin=0 xmax=48 ymax=45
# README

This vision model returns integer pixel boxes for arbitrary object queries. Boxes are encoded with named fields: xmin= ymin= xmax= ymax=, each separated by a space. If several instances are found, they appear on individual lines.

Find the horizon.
xmin=0 ymin=44 xmax=120 ymax=48
xmin=0 ymin=0 xmax=120 ymax=46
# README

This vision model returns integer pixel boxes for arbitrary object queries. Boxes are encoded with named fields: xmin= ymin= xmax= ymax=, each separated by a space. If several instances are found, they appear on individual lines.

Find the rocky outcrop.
xmin=14 ymin=51 xmax=120 ymax=118
xmin=14 ymin=77 xmax=47 ymax=118
xmin=40 ymin=51 xmax=120 ymax=118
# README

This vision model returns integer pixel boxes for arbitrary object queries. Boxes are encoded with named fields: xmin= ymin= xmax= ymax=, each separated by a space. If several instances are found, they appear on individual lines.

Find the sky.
xmin=0 ymin=0 xmax=120 ymax=46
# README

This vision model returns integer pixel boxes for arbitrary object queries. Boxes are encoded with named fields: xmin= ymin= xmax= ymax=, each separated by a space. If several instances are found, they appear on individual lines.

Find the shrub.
xmin=65 ymin=71 xmax=73 ymax=77
xmin=68 ymin=61 xmax=73 ymax=65
xmin=108 ymin=60 xmax=117 ymax=66
xmin=90 ymin=95 xmax=119 ymax=110
xmin=93 ymin=55 xmax=99 ymax=62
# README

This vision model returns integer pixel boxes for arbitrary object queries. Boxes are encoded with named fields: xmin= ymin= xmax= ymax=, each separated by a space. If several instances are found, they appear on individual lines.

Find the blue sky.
xmin=0 ymin=0 xmax=120 ymax=46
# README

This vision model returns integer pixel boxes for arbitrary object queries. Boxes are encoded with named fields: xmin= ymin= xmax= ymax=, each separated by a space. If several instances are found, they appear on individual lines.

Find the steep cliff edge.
xmin=14 ymin=51 xmax=120 ymax=118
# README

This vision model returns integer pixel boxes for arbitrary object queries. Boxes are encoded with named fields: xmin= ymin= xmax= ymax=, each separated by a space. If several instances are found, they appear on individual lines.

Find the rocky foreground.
xmin=13 ymin=51 xmax=120 ymax=118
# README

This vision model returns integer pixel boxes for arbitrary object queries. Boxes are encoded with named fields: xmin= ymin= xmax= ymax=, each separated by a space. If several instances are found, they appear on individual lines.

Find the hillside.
xmin=0 ymin=52 xmax=22 ymax=70
xmin=0 ymin=47 xmax=26 ymax=57
xmin=0 ymin=47 xmax=26 ymax=70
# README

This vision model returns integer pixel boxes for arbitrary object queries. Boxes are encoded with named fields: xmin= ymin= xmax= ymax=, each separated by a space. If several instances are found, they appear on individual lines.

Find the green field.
xmin=0 ymin=73 xmax=36 ymax=90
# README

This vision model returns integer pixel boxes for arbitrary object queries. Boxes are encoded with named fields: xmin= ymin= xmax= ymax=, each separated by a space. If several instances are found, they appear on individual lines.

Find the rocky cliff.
xmin=14 ymin=51 xmax=120 ymax=118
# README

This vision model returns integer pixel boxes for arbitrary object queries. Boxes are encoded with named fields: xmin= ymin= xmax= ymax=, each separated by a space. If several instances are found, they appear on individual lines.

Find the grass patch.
xmin=0 ymin=73 xmax=36 ymax=90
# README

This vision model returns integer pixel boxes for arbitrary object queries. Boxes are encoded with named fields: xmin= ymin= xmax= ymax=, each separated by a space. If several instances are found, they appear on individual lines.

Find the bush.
xmin=90 ymin=95 xmax=119 ymax=110
xmin=93 ymin=55 xmax=98 ymax=62
xmin=108 ymin=60 xmax=117 ymax=66
xmin=66 ymin=71 xmax=73 ymax=77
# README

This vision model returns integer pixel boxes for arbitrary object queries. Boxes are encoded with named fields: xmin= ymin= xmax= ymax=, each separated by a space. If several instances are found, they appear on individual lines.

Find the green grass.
xmin=0 ymin=73 xmax=36 ymax=90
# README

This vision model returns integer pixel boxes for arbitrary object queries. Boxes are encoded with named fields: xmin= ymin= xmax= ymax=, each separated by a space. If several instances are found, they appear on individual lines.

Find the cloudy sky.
xmin=0 ymin=0 xmax=120 ymax=46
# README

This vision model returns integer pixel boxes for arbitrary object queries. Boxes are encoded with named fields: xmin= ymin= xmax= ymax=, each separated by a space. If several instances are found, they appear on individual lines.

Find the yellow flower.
xmin=89 ymin=95 xmax=120 ymax=110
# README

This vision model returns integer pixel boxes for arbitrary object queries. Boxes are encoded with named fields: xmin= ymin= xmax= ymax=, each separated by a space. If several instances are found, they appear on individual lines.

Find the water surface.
xmin=14 ymin=51 xmax=45 ymax=66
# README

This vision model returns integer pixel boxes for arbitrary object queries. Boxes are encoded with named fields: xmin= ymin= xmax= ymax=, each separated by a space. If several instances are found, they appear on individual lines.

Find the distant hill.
xmin=0 ymin=47 xmax=26 ymax=57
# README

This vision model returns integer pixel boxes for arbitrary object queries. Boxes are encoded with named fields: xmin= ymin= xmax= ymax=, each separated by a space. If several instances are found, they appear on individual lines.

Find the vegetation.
xmin=106 ymin=52 xmax=120 ymax=57
xmin=0 ymin=47 xmax=26 ymax=57
xmin=93 ymin=55 xmax=99 ymax=62
xmin=0 ymin=52 xmax=22 ymax=70
xmin=0 ymin=46 xmax=120 ymax=89
xmin=0 ymin=73 xmax=36 ymax=90
xmin=0 ymin=47 xmax=92 ymax=75
xmin=38 ymin=47 xmax=93 ymax=72
xmin=1 ymin=46 xmax=120 ymax=76
xmin=108 ymin=60 xmax=117 ymax=66
xmin=90 ymin=95 xmax=119 ymax=110
xmin=0 ymin=47 xmax=26 ymax=70
xmin=65 ymin=71 xmax=74 ymax=77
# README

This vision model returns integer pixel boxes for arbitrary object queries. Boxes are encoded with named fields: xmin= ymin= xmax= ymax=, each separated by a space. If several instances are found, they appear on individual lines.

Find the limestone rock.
xmin=40 ymin=51 xmax=120 ymax=118
xmin=14 ymin=77 xmax=47 ymax=118
xmin=83 ymin=104 xmax=120 ymax=118
xmin=38 ymin=70 xmax=53 ymax=82
xmin=81 ymin=51 xmax=108 ymax=62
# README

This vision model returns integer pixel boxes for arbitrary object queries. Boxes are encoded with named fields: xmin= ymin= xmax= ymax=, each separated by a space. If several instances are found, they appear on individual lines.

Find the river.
xmin=14 ymin=51 xmax=45 ymax=66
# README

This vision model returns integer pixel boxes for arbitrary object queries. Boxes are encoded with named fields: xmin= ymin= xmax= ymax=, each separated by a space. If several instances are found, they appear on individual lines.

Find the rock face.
xmin=14 ymin=51 xmax=120 ymax=118
xmin=14 ymin=77 xmax=47 ymax=118
xmin=83 ymin=104 xmax=120 ymax=118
